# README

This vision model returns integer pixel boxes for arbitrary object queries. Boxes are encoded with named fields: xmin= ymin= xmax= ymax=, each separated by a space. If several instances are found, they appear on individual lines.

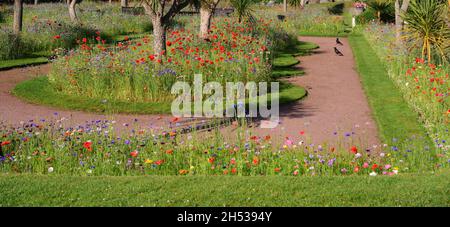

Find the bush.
xmin=366 ymin=0 xmax=395 ymax=23
xmin=356 ymin=8 xmax=378 ymax=24
xmin=328 ymin=3 xmax=345 ymax=15
xmin=0 ymin=30 xmax=27 ymax=60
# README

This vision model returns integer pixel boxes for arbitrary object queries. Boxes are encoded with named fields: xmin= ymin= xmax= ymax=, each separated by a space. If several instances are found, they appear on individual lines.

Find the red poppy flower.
xmin=252 ymin=157 xmax=259 ymax=165
xmin=371 ymin=164 xmax=378 ymax=170
xmin=130 ymin=150 xmax=139 ymax=157
xmin=83 ymin=141 xmax=92 ymax=151
xmin=208 ymin=157 xmax=215 ymax=164
xmin=299 ymin=131 xmax=305 ymax=135
xmin=350 ymin=146 xmax=358 ymax=154
xmin=53 ymin=35 xmax=61 ymax=39
xmin=274 ymin=167 xmax=281 ymax=172
xmin=82 ymin=38 xmax=87 ymax=43
xmin=1 ymin=141 xmax=11 ymax=146
xmin=231 ymin=168 xmax=237 ymax=174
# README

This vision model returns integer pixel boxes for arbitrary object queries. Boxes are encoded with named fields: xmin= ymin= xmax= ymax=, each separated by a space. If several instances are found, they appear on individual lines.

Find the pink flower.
xmin=384 ymin=164 xmax=391 ymax=169
xmin=284 ymin=138 xmax=293 ymax=146
xmin=363 ymin=162 xmax=369 ymax=168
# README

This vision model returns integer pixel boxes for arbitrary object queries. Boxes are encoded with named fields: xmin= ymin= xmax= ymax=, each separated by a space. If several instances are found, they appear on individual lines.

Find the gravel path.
xmin=0 ymin=64 xmax=172 ymax=131
xmin=249 ymin=36 xmax=380 ymax=146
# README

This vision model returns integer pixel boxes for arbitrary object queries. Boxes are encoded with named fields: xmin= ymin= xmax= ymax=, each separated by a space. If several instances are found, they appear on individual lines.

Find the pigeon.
xmin=334 ymin=47 xmax=344 ymax=56
xmin=336 ymin=38 xmax=343 ymax=45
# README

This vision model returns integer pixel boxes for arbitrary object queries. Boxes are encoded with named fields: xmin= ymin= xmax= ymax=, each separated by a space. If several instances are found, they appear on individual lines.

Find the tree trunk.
xmin=13 ymin=0 xmax=23 ymax=34
xmin=395 ymin=0 xmax=401 ymax=41
xmin=283 ymin=0 xmax=287 ymax=12
xmin=152 ymin=17 xmax=166 ymax=55
xmin=395 ymin=0 xmax=410 ymax=43
xmin=121 ymin=0 xmax=128 ymax=7
xmin=301 ymin=0 xmax=305 ymax=7
xmin=200 ymin=7 xmax=213 ymax=39
xmin=34 ymin=0 xmax=38 ymax=5
xmin=68 ymin=0 xmax=78 ymax=23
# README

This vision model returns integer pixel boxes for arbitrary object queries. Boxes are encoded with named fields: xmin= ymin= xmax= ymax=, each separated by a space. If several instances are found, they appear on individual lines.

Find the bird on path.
xmin=334 ymin=47 xmax=344 ymax=56
xmin=336 ymin=38 xmax=343 ymax=45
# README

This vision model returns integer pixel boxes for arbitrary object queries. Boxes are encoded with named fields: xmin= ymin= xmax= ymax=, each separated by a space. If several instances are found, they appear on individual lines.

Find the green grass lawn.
xmin=13 ymin=76 xmax=307 ymax=114
xmin=0 ymin=171 xmax=448 ymax=206
xmin=0 ymin=57 xmax=48 ymax=71
xmin=348 ymin=34 xmax=433 ymax=146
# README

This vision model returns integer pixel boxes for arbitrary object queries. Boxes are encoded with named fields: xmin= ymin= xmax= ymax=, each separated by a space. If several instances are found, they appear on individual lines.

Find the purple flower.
xmin=327 ymin=158 xmax=335 ymax=166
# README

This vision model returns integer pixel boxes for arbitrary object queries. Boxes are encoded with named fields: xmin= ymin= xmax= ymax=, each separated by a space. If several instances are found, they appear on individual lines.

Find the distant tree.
xmin=121 ymin=0 xmax=128 ymax=7
xmin=199 ymin=0 xmax=221 ymax=39
xmin=68 ymin=0 xmax=80 ymax=23
xmin=142 ymin=0 xmax=192 ymax=55
xmin=13 ymin=0 xmax=23 ymax=34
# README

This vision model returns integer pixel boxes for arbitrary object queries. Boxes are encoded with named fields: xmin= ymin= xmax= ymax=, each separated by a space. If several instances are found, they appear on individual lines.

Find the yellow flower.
xmin=393 ymin=167 xmax=399 ymax=170
xmin=190 ymin=166 xmax=195 ymax=170
xmin=145 ymin=159 xmax=153 ymax=164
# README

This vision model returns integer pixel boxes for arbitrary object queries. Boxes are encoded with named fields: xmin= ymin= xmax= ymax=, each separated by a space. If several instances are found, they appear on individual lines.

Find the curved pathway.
xmin=0 ymin=64 xmax=172 ymax=131
xmin=0 ymin=37 xmax=379 ymax=145
xmin=250 ymin=36 xmax=380 ymax=146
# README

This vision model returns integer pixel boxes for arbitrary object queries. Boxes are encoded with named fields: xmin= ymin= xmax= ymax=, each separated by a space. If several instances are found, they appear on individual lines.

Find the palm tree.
xmin=367 ymin=0 xmax=393 ymax=22
xmin=288 ymin=0 xmax=304 ymax=8
xmin=230 ymin=0 xmax=255 ymax=23
xmin=402 ymin=0 xmax=450 ymax=62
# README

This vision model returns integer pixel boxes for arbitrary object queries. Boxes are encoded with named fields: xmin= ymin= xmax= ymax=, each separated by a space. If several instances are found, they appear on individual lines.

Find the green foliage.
xmin=0 ymin=3 xmax=151 ymax=60
xmin=366 ymin=0 xmax=395 ymax=23
xmin=328 ymin=3 xmax=345 ymax=15
xmin=288 ymin=0 xmax=303 ymax=8
xmin=356 ymin=8 xmax=379 ymax=24
xmin=402 ymin=0 xmax=450 ymax=63
xmin=230 ymin=0 xmax=256 ymax=22
xmin=0 ymin=30 xmax=26 ymax=60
